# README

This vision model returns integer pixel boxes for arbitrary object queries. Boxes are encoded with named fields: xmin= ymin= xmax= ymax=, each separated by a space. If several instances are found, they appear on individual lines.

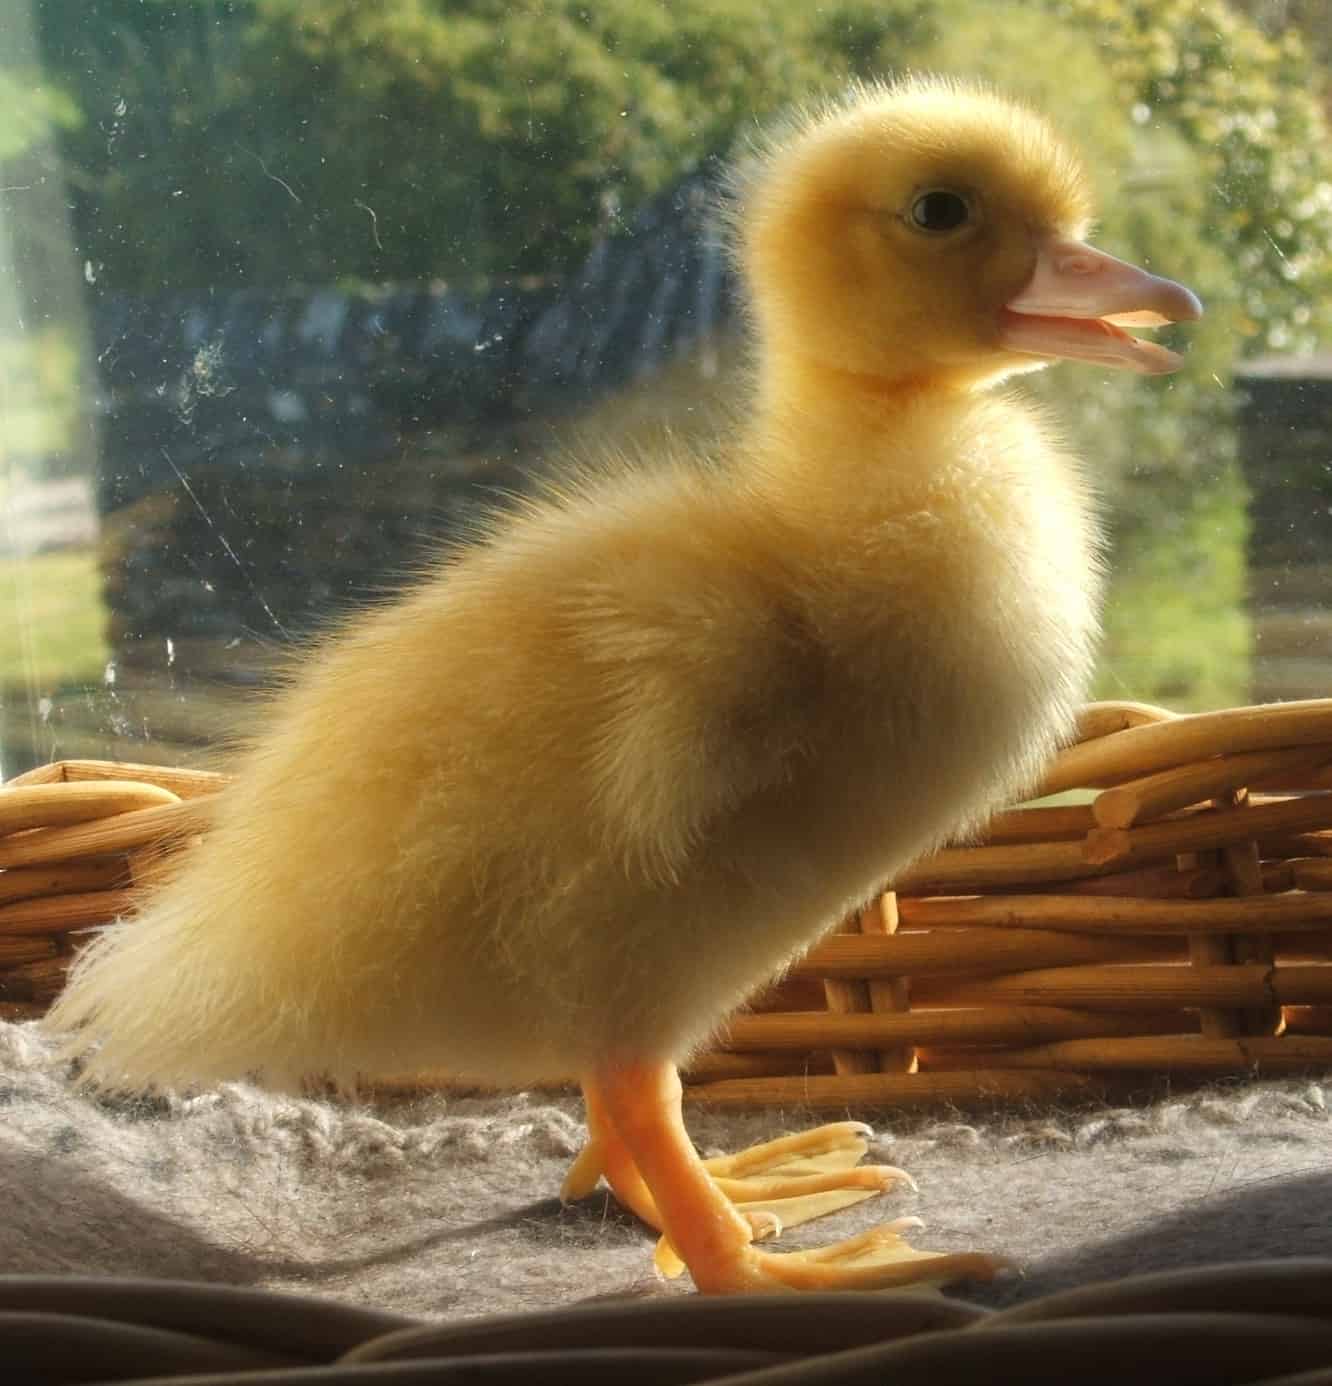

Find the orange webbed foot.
xmin=705 ymin=1119 xmax=915 ymax=1213
xmin=691 ymin=1220 xmax=1010 ymax=1294
xmin=654 ymin=1120 xmax=915 ymax=1279
xmin=582 ymin=1060 xmax=1007 ymax=1295
xmin=564 ymin=1093 xmax=913 ymax=1277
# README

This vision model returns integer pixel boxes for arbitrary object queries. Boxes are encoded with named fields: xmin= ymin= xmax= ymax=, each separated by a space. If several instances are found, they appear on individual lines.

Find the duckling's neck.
xmin=758 ymin=354 xmax=993 ymax=416
xmin=743 ymin=355 xmax=996 ymax=499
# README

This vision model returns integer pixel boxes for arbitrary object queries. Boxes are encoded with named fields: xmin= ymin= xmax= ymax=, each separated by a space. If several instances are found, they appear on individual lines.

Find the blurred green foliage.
xmin=0 ymin=329 xmax=81 ymax=465
xmin=22 ymin=0 xmax=1328 ymax=347
xmin=0 ymin=550 xmax=109 ymax=692
xmin=7 ymin=0 xmax=1332 ymax=707
xmin=0 ymin=67 xmax=79 ymax=161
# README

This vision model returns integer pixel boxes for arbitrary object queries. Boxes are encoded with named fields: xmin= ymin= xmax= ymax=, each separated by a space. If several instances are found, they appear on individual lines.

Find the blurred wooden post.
xmin=820 ymin=893 xmax=918 ymax=1075
xmin=1182 ymin=843 xmax=1241 ymax=1040
xmin=861 ymin=892 xmax=915 ymax=1073
xmin=821 ymin=915 xmax=878 ymax=1075
xmin=1218 ymin=788 xmax=1283 ymax=1036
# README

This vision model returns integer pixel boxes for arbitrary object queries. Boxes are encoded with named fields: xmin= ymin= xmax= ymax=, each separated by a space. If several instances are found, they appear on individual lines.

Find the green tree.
xmin=240 ymin=0 xmax=843 ymax=282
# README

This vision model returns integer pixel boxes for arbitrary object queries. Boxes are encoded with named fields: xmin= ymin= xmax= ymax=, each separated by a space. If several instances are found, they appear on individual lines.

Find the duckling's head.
xmin=731 ymin=77 xmax=1201 ymax=394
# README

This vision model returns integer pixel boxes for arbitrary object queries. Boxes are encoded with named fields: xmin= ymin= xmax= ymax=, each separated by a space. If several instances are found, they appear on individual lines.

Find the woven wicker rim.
xmin=4 ymin=698 xmax=1332 ymax=1106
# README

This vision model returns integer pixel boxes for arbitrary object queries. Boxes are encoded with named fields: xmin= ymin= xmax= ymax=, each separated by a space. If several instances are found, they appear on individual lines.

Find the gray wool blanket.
xmin=3 ymin=1019 xmax=1330 ymax=1320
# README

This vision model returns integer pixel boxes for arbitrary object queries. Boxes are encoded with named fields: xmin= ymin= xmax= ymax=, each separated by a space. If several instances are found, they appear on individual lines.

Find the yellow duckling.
xmin=49 ymin=78 xmax=1200 ymax=1293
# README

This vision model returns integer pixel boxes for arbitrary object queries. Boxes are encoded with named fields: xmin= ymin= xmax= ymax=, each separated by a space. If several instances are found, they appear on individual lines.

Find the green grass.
xmin=0 ymin=548 xmax=109 ymax=694
xmin=0 ymin=329 xmax=80 ymax=466
xmin=1095 ymin=578 xmax=1251 ymax=713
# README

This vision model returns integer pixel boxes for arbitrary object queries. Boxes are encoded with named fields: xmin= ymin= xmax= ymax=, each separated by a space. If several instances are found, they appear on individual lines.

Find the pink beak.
xmin=1000 ymin=238 xmax=1203 ymax=374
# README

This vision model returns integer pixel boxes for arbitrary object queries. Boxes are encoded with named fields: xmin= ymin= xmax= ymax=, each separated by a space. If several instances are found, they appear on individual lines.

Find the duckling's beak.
xmin=999 ymin=238 xmax=1204 ymax=374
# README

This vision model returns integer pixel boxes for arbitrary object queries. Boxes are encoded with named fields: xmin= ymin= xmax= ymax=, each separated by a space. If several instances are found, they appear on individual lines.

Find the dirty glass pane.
xmin=1 ymin=0 xmax=1330 ymax=776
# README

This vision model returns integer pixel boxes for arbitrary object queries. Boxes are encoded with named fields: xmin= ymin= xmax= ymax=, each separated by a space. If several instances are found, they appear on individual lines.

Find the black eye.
xmin=908 ymin=190 xmax=970 ymax=233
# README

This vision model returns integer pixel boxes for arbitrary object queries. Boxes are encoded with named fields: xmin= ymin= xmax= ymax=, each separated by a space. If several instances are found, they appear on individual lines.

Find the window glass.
xmin=2 ymin=0 xmax=1330 ymax=776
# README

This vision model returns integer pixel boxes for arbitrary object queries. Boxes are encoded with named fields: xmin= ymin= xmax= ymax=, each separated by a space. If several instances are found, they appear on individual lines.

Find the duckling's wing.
xmin=580 ymin=570 xmax=826 ymax=881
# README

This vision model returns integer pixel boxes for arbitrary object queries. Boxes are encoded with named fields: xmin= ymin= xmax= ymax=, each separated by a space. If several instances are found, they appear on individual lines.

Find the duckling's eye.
xmin=908 ymin=190 xmax=971 ymax=233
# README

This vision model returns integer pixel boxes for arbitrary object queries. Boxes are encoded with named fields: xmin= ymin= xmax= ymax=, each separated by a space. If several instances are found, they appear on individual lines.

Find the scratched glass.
xmin=0 ymin=0 xmax=1329 ymax=775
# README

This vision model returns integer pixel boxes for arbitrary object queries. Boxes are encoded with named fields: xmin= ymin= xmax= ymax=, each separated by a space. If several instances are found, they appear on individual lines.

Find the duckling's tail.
xmin=45 ymin=859 xmax=304 ymax=1092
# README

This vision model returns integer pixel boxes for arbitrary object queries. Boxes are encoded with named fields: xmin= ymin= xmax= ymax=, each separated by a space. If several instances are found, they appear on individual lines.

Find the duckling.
xmin=48 ymin=77 xmax=1200 ymax=1294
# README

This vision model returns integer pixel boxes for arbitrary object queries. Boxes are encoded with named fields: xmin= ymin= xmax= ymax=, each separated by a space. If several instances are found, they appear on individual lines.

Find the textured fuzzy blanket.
xmin=3 ymin=1019 xmax=1330 ymax=1319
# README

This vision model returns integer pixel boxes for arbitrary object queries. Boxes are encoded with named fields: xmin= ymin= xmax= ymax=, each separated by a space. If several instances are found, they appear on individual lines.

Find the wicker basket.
xmin=5 ymin=699 xmax=1332 ymax=1107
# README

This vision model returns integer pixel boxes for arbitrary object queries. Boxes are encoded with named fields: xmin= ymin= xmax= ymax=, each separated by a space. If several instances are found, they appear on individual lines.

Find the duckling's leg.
xmin=586 ymin=1059 xmax=1007 ymax=1294
xmin=562 ymin=1084 xmax=913 ymax=1277
xmin=560 ymin=1083 xmax=662 ymax=1226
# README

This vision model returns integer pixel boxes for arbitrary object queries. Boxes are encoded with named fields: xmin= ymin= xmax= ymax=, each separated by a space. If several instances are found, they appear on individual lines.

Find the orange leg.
xmin=585 ymin=1059 xmax=1008 ymax=1294
xmin=562 ymin=1081 xmax=663 ymax=1228
xmin=564 ymin=1079 xmax=784 ymax=1277
xmin=588 ymin=1061 xmax=757 ymax=1290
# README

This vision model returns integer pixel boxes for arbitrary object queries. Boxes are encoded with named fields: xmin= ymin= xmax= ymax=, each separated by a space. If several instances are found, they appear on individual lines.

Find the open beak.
xmin=999 ymin=238 xmax=1203 ymax=375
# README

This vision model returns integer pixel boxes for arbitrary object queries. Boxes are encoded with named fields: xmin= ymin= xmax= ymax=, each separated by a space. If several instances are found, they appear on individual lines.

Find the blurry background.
xmin=1 ymin=0 xmax=1331 ymax=774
